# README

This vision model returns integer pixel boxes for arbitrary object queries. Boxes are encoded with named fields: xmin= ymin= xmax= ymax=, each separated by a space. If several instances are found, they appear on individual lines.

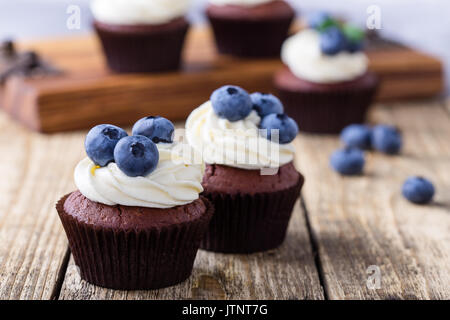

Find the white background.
xmin=0 ymin=0 xmax=448 ymax=94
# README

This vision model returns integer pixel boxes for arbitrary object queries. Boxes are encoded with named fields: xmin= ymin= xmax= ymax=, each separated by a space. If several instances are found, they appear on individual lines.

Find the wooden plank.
xmin=0 ymin=27 xmax=444 ymax=133
xmin=0 ymin=112 xmax=85 ymax=299
xmin=294 ymin=101 xmax=450 ymax=299
xmin=58 ymin=199 xmax=324 ymax=300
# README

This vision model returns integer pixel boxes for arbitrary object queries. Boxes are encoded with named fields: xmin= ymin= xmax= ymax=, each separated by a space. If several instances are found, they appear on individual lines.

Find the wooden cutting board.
xmin=0 ymin=27 xmax=444 ymax=133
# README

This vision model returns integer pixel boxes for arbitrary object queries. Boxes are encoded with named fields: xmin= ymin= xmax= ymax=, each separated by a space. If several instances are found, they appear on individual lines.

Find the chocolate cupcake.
xmin=186 ymin=85 xmax=304 ymax=253
xmin=206 ymin=0 xmax=295 ymax=57
xmin=56 ymin=117 xmax=212 ymax=289
xmin=201 ymin=163 xmax=303 ymax=253
xmin=275 ymin=13 xmax=379 ymax=133
xmin=91 ymin=0 xmax=191 ymax=73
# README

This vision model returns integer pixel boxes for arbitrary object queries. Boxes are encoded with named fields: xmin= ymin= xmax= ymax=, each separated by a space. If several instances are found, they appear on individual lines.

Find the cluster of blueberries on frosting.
xmin=85 ymin=116 xmax=175 ymax=177
xmin=211 ymin=85 xmax=299 ymax=144
xmin=308 ymin=11 xmax=365 ymax=55
xmin=330 ymin=124 xmax=435 ymax=205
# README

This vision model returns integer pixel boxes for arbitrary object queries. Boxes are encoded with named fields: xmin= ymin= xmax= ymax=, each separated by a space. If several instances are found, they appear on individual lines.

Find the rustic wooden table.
xmin=0 ymin=100 xmax=449 ymax=300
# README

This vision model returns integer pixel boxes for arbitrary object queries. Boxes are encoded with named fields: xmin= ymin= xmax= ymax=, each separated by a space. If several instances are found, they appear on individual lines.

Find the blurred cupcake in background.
xmin=206 ymin=0 xmax=296 ymax=57
xmin=274 ymin=12 xmax=379 ymax=133
xmin=91 ymin=0 xmax=191 ymax=73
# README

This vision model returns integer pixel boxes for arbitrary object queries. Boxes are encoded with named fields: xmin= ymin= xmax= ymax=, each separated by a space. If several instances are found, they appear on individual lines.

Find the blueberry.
xmin=402 ymin=176 xmax=435 ymax=204
xmin=372 ymin=125 xmax=402 ymax=154
xmin=260 ymin=113 xmax=299 ymax=144
xmin=250 ymin=92 xmax=284 ymax=118
xmin=114 ymin=135 xmax=159 ymax=177
xmin=85 ymin=124 xmax=128 ymax=166
xmin=132 ymin=116 xmax=175 ymax=144
xmin=308 ymin=11 xmax=335 ymax=30
xmin=346 ymin=40 xmax=364 ymax=53
xmin=330 ymin=147 xmax=365 ymax=175
xmin=211 ymin=85 xmax=253 ymax=122
xmin=320 ymin=26 xmax=347 ymax=55
xmin=340 ymin=124 xmax=372 ymax=149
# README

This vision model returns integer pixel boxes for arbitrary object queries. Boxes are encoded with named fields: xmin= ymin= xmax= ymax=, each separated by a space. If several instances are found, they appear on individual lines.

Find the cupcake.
xmin=186 ymin=85 xmax=304 ymax=253
xmin=275 ymin=12 xmax=379 ymax=133
xmin=91 ymin=0 xmax=191 ymax=73
xmin=56 ymin=117 xmax=213 ymax=289
xmin=206 ymin=0 xmax=296 ymax=57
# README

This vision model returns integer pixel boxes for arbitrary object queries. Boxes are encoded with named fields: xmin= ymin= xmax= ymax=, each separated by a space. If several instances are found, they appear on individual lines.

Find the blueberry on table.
xmin=340 ymin=124 xmax=372 ymax=149
xmin=114 ymin=135 xmax=159 ymax=177
xmin=85 ymin=124 xmax=128 ymax=166
xmin=260 ymin=113 xmax=299 ymax=144
xmin=372 ymin=125 xmax=403 ymax=154
xmin=330 ymin=147 xmax=365 ymax=175
xmin=402 ymin=176 xmax=435 ymax=204
xmin=211 ymin=85 xmax=252 ymax=122
xmin=251 ymin=92 xmax=284 ymax=118
xmin=320 ymin=26 xmax=347 ymax=55
xmin=132 ymin=116 xmax=175 ymax=144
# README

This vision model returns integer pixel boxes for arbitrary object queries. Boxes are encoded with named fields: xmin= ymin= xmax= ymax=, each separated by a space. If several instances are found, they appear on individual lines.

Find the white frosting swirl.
xmin=209 ymin=0 xmax=274 ymax=6
xmin=281 ymin=29 xmax=368 ymax=83
xmin=91 ymin=0 xmax=191 ymax=25
xmin=74 ymin=143 xmax=204 ymax=209
xmin=185 ymin=101 xmax=295 ymax=170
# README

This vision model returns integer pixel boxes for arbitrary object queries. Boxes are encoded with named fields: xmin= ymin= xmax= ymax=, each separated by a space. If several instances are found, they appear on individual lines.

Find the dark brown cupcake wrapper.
xmin=200 ymin=173 xmax=304 ymax=253
xmin=207 ymin=14 xmax=294 ymax=57
xmin=276 ymin=74 xmax=379 ymax=134
xmin=56 ymin=194 xmax=213 ymax=290
xmin=94 ymin=20 xmax=189 ymax=73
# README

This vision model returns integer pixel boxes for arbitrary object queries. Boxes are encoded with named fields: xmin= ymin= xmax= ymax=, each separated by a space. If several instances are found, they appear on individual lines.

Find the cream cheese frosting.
xmin=74 ymin=143 xmax=204 ymax=209
xmin=209 ymin=0 xmax=274 ymax=6
xmin=91 ymin=0 xmax=191 ymax=25
xmin=185 ymin=101 xmax=295 ymax=170
xmin=281 ymin=29 xmax=368 ymax=83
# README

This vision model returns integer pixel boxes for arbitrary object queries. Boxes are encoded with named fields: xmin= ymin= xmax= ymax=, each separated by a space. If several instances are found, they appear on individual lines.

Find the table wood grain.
xmin=0 ymin=100 xmax=449 ymax=300
xmin=294 ymin=101 xmax=450 ymax=299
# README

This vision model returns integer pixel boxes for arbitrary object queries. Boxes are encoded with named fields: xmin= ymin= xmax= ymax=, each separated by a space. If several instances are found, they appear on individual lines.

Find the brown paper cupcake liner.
xmin=276 ymin=73 xmax=379 ymax=134
xmin=56 ymin=194 xmax=213 ymax=290
xmin=200 ymin=174 xmax=304 ymax=253
xmin=207 ymin=15 xmax=294 ymax=57
xmin=94 ymin=19 xmax=189 ymax=73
